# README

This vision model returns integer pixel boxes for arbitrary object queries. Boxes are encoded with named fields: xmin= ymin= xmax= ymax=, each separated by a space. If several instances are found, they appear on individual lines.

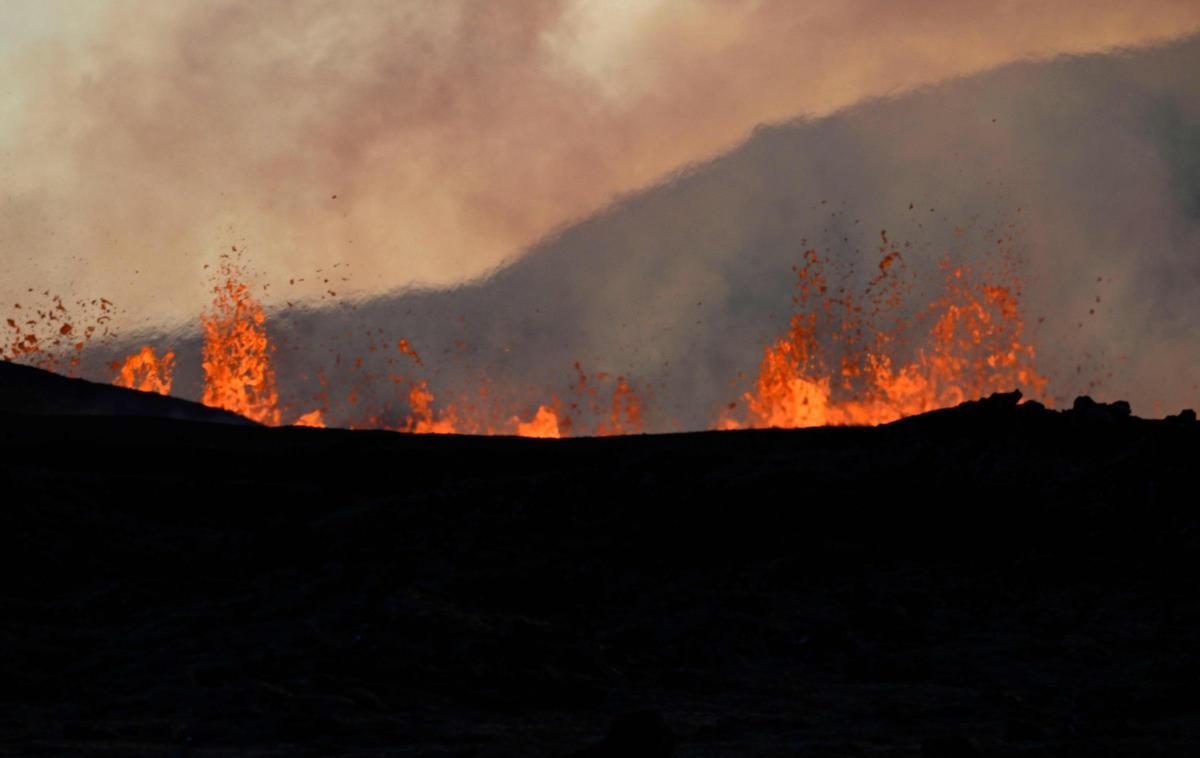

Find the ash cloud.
xmin=2 ymin=0 xmax=1198 ymax=328
xmin=3 ymin=4 xmax=1200 ymax=426
xmin=92 ymin=33 xmax=1200 ymax=430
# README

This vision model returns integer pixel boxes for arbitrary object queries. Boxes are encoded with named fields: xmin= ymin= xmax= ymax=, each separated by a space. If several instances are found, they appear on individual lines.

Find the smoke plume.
xmin=2 ymin=0 xmax=1198 ymax=329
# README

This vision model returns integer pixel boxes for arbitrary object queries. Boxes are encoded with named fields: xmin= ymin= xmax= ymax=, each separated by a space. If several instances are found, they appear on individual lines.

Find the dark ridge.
xmin=0 ymin=360 xmax=253 ymax=426
xmin=1 ymin=388 xmax=1198 ymax=755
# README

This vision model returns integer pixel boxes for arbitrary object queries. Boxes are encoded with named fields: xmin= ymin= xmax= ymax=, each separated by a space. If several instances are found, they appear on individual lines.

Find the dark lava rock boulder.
xmin=1166 ymin=408 xmax=1198 ymax=424
xmin=1070 ymin=395 xmax=1132 ymax=421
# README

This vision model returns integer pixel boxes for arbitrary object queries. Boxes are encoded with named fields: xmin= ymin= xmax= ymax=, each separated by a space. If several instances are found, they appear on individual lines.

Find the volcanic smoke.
xmin=79 ymin=221 xmax=1051 ymax=436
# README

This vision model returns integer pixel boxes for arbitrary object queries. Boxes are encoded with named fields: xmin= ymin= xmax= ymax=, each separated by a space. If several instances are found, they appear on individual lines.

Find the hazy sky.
xmin=2 ymin=0 xmax=1199 ymax=331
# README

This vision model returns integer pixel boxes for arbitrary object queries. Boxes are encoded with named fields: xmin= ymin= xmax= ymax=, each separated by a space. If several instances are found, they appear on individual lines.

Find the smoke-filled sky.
xmin=2 ymin=0 xmax=1199 ymax=331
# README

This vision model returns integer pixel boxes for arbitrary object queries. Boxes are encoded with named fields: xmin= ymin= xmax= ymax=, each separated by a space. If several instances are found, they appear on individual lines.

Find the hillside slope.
xmin=0 ymin=360 xmax=251 ymax=425
xmin=2 ymin=386 xmax=1198 ymax=756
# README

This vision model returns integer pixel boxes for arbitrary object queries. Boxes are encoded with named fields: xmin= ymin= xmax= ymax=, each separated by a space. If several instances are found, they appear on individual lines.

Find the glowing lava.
xmin=401 ymin=381 xmax=461 ymax=435
xmin=724 ymin=236 xmax=1047 ymax=430
xmin=111 ymin=346 xmax=175 ymax=395
xmin=199 ymin=256 xmax=282 ymax=426
xmin=4 ymin=294 xmax=115 ymax=375
xmin=292 ymin=409 xmax=326 ymax=428
xmin=513 ymin=405 xmax=563 ymax=438
xmin=95 ymin=222 xmax=1047 ymax=436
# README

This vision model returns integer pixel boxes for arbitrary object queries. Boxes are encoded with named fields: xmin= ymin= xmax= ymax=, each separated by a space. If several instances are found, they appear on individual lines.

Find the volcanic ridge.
xmin=2 ymin=361 xmax=1199 ymax=756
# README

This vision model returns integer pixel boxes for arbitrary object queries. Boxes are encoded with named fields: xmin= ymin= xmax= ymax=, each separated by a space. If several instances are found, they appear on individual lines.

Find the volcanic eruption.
xmin=94 ymin=219 xmax=1048 ymax=436
xmin=4 ymin=5 xmax=1200 ymax=756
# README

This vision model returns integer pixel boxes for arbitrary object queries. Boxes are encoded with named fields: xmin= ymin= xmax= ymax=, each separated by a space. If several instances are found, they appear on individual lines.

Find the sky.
xmin=2 ymin=0 xmax=1200 ymax=333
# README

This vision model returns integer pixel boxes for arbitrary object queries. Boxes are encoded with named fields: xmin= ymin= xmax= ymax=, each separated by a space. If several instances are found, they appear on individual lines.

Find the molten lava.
xmin=95 ymin=222 xmax=1046 ymax=436
xmin=594 ymin=378 xmax=643 ymax=436
xmin=200 ymin=257 xmax=281 ymax=426
xmin=292 ymin=409 xmax=326 ymax=428
xmin=4 ymin=293 xmax=115 ymax=375
xmin=513 ymin=405 xmax=563 ymax=438
xmin=401 ymin=381 xmax=461 ymax=435
xmin=111 ymin=346 xmax=175 ymax=395
xmin=724 ymin=237 xmax=1046 ymax=430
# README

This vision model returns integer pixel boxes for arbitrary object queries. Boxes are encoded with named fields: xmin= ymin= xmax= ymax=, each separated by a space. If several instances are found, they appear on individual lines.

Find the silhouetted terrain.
xmin=0 ymin=360 xmax=251 ymax=425
xmin=2 ymin=362 xmax=1199 ymax=756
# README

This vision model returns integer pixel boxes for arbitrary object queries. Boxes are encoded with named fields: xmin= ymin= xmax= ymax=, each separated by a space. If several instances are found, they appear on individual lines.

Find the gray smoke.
xmin=82 ymin=34 xmax=1200 ymax=429
xmin=4 ymin=1 xmax=1199 ymax=330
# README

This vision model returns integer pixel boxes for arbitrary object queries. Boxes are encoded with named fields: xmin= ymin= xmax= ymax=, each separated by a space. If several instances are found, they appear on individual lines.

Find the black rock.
xmin=1073 ymin=395 xmax=1098 ymax=412
xmin=5 ymin=369 xmax=1200 ymax=755
xmin=1004 ymin=717 xmax=1047 ymax=741
xmin=1071 ymin=395 xmax=1132 ymax=420
xmin=921 ymin=734 xmax=981 ymax=758
xmin=575 ymin=712 xmax=676 ymax=757
xmin=0 ymin=359 xmax=252 ymax=425
xmin=984 ymin=389 xmax=1023 ymax=408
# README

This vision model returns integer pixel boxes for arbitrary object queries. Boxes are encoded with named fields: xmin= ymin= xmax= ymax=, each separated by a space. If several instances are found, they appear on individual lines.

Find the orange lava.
xmin=111 ymin=346 xmax=175 ymax=395
xmin=596 ymin=376 xmax=644 ymax=436
xmin=567 ymin=363 xmax=645 ymax=437
xmin=724 ymin=239 xmax=1047 ymax=430
xmin=513 ymin=405 xmax=563 ymax=438
xmin=397 ymin=338 xmax=423 ymax=365
xmin=97 ymin=222 xmax=1044 ymax=436
xmin=401 ymin=380 xmax=460 ymax=434
xmin=4 ymin=293 xmax=115 ymax=375
xmin=199 ymin=256 xmax=281 ymax=426
xmin=292 ymin=409 xmax=326 ymax=428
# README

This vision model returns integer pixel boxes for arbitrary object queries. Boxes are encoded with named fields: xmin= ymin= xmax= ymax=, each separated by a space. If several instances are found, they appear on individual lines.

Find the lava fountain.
xmin=90 ymin=222 xmax=1051 ymax=435
xmin=199 ymin=255 xmax=282 ymax=426
xmin=721 ymin=231 xmax=1047 ymax=429
xmin=111 ymin=346 xmax=175 ymax=395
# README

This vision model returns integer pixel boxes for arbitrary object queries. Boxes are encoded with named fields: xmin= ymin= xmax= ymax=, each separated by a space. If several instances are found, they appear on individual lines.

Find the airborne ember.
xmin=94 ymin=223 xmax=1050 ymax=435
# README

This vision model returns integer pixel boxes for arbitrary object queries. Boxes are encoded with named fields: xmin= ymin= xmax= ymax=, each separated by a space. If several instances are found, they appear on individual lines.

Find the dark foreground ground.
xmin=2 ymin=368 xmax=1199 ymax=756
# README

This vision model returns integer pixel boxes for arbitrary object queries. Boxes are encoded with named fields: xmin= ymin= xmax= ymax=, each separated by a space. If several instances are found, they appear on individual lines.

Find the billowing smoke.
xmin=3 ymin=4 xmax=1200 ymax=427
xmin=2 ymin=0 xmax=1198 ymax=326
